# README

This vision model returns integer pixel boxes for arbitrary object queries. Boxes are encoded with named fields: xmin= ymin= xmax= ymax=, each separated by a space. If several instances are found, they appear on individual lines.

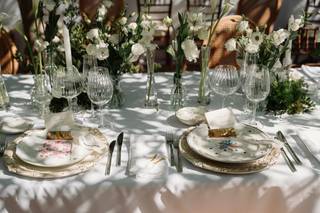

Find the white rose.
xmin=272 ymin=29 xmax=289 ymax=46
xmin=96 ymin=43 xmax=109 ymax=60
xmin=109 ymin=34 xmax=120 ymax=45
xmin=86 ymin=44 xmax=97 ymax=56
xmin=181 ymin=39 xmax=200 ymax=62
xmin=43 ymin=0 xmax=55 ymax=11
xmin=238 ymin=20 xmax=249 ymax=32
xmin=163 ymin=16 xmax=172 ymax=26
xmin=86 ymin=28 xmax=100 ymax=40
xmin=119 ymin=17 xmax=127 ymax=25
xmin=245 ymin=42 xmax=259 ymax=53
xmin=131 ymin=43 xmax=146 ymax=58
xmin=128 ymin=23 xmax=137 ymax=31
xmin=224 ymin=38 xmax=237 ymax=51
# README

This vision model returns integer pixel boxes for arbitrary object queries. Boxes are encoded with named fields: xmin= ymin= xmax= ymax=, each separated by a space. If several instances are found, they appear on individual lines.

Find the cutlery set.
xmin=105 ymin=132 xmax=124 ymax=175
xmin=166 ymin=131 xmax=183 ymax=173
xmin=276 ymin=131 xmax=303 ymax=173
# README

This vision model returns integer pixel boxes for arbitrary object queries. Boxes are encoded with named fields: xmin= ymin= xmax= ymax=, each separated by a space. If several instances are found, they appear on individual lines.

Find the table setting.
xmin=0 ymin=0 xmax=320 ymax=212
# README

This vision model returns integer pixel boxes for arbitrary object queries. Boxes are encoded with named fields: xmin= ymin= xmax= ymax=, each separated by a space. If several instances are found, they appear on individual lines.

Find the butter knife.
xmin=105 ymin=140 xmax=116 ymax=175
xmin=277 ymin=131 xmax=302 ymax=165
xmin=280 ymin=147 xmax=297 ymax=172
xmin=116 ymin=132 xmax=124 ymax=166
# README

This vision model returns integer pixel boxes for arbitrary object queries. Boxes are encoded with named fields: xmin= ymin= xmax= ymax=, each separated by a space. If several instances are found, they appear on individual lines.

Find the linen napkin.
xmin=0 ymin=116 xmax=33 ymax=134
xmin=301 ymin=65 xmax=320 ymax=82
xmin=128 ymin=134 xmax=168 ymax=182
xmin=205 ymin=108 xmax=237 ymax=137
xmin=295 ymin=130 xmax=320 ymax=162
xmin=45 ymin=111 xmax=75 ymax=131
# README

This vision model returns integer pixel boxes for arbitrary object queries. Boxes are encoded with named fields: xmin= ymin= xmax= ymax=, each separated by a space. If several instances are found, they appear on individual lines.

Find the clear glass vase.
xmin=198 ymin=46 xmax=211 ymax=105
xmin=0 ymin=65 xmax=10 ymax=110
xmin=145 ymin=48 xmax=158 ymax=108
xmin=109 ymin=75 xmax=124 ymax=108
xmin=170 ymin=70 xmax=185 ymax=110
xmin=31 ymin=74 xmax=51 ymax=117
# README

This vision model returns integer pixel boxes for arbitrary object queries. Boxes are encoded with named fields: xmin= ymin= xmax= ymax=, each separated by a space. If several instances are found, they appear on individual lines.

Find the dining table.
xmin=0 ymin=68 xmax=320 ymax=213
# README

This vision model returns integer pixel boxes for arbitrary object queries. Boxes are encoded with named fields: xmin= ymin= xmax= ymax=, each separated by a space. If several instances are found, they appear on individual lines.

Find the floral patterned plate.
xmin=16 ymin=133 xmax=90 ymax=168
xmin=186 ymin=123 xmax=273 ymax=164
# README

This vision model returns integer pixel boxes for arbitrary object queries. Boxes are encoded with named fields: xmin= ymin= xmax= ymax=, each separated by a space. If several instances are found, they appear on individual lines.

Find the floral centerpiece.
xmin=224 ymin=15 xmax=315 ymax=114
xmin=84 ymin=2 xmax=157 ymax=108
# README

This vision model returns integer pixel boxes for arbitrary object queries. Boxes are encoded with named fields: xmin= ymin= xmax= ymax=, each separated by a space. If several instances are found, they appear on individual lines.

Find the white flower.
xmin=188 ymin=13 xmax=203 ymax=25
xmin=52 ymin=36 xmax=60 ymax=43
xmin=271 ymin=29 xmax=289 ymax=46
xmin=289 ymin=71 xmax=302 ymax=81
xmin=131 ymin=43 xmax=146 ymax=58
xmin=56 ymin=3 xmax=69 ymax=16
xmin=197 ymin=27 xmax=209 ymax=40
xmin=34 ymin=39 xmax=49 ymax=52
xmin=250 ymin=31 xmax=263 ymax=45
xmin=96 ymin=43 xmax=109 ymax=60
xmin=102 ymin=0 xmax=113 ymax=8
xmin=141 ymin=20 xmax=152 ymax=29
xmin=246 ymin=28 xmax=253 ymax=36
xmin=128 ymin=23 xmax=137 ymax=31
xmin=238 ymin=20 xmax=249 ymax=32
xmin=109 ymin=34 xmax=120 ymax=45
xmin=86 ymin=44 xmax=97 ymax=56
xmin=140 ymin=30 xmax=154 ymax=44
xmin=98 ymin=5 xmax=107 ymax=17
xmin=288 ymin=16 xmax=303 ymax=31
xmin=225 ymin=38 xmax=237 ymax=51
xmin=43 ymin=0 xmax=55 ymax=11
xmin=163 ymin=16 xmax=172 ymax=26
xmin=245 ymin=42 xmax=259 ymax=53
xmin=119 ymin=17 xmax=127 ymax=25
xmin=181 ymin=39 xmax=200 ymax=62
xmin=86 ymin=28 xmax=100 ymax=40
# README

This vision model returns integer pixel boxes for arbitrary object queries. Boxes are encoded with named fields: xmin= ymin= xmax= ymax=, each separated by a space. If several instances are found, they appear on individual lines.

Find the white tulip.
xmin=181 ymin=39 xmax=200 ymax=62
xmin=197 ymin=27 xmax=209 ymax=40
xmin=245 ymin=42 xmax=259 ymax=53
xmin=131 ymin=43 xmax=146 ymax=58
xmin=238 ymin=20 xmax=249 ymax=32
xmin=271 ymin=29 xmax=289 ymax=46
xmin=289 ymin=16 xmax=303 ymax=32
xmin=224 ymin=38 xmax=237 ymax=51
xmin=86 ymin=28 xmax=100 ymax=40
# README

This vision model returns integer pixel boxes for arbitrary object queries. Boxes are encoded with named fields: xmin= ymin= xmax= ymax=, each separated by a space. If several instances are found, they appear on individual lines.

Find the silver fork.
xmin=165 ymin=131 xmax=175 ymax=167
xmin=0 ymin=134 xmax=7 ymax=157
xmin=173 ymin=134 xmax=183 ymax=173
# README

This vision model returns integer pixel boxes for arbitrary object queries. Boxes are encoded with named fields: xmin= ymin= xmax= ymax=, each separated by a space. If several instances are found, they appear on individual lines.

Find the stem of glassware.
xmin=222 ymin=96 xmax=226 ymax=108
xmin=99 ymin=105 xmax=104 ymax=127
xmin=252 ymin=102 xmax=257 ymax=124
xmin=67 ymin=98 xmax=72 ymax=112
xmin=91 ymin=103 xmax=95 ymax=117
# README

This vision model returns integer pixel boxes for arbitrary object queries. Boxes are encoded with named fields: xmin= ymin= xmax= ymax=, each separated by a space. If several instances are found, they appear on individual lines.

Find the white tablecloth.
xmin=0 ymin=71 xmax=320 ymax=213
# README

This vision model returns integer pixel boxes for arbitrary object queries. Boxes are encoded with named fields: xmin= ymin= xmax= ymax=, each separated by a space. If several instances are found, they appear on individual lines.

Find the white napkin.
xmin=45 ymin=111 xmax=75 ymax=131
xmin=296 ymin=130 xmax=320 ymax=161
xmin=129 ymin=134 xmax=168 ymax=182
xmin=0 ymin=116 xmax=33 ymax=134
xmin=205 ymin=108 xmax=236 ymax=130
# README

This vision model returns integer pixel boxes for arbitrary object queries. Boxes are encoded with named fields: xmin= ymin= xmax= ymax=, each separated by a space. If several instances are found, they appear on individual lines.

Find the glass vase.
xmin=198 ymin=46 xmax=211 ymax=105
xmin=0 ymin=65 xmax=10 ymax=110
xmin=31 ymin=74 xmax=51 ymax=117
xmin=145 ymin=48 xmax=158 ymax=108
xmin=170 ymin=65 xmax=185 ymax=110
xmin=109 ymin=75 xmax=124 ymax=108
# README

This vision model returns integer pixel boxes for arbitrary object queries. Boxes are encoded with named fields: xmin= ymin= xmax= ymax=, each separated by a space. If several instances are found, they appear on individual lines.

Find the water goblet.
xmin=208 ymin=65 xmax=240 ymax=108
xmin=87 ymin=67 xmax=113 ymax=128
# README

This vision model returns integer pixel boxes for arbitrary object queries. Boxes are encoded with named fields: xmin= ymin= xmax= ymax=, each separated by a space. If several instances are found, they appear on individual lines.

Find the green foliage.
xmin=266 ymin=76 xmax=315 ymax=115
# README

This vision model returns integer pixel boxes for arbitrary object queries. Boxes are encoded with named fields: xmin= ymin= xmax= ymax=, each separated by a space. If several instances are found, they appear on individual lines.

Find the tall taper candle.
xmin=63 ymin=23 xmax=73 ymax=70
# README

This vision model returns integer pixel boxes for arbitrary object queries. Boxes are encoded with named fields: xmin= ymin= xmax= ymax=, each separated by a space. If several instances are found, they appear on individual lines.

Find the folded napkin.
xmin=205 ymin=108 xmax=237 ymax=137
xmin=0 ymin=116 xmax=33 ymax=134
xmin=296 ymin=130 xmax=320 ymax=161
xmin=45 ymin=111 xmax=75 ymax=131
xmin=129 ymin=134 xmax=168 ymax=182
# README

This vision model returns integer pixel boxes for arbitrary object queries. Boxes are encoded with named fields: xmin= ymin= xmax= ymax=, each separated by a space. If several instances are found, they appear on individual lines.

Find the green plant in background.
xmin=266 ymin=75 xmax=315 ymax=115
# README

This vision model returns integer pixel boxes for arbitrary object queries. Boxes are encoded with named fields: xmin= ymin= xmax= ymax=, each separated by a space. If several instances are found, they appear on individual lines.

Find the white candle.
xmin=63 ymin=23 xmax=73 ymax=70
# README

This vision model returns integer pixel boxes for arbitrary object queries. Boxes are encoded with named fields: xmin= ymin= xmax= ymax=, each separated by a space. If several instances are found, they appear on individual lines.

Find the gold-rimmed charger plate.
xmin=180 ymin=129 xmax=281 ymax=175
xmin=3 ymin=127 xmax=108 ymax=179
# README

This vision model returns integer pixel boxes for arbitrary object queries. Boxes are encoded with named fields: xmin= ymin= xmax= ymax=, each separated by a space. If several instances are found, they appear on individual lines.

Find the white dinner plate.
xmin=175 ymin=107 xmax=207 ymax=126
xmin=16 ymin=135 xmax=90 ymax=168
xmin=186 ymin=123 xmax=273 ymax=163
xmin=0 ymin=116 xmax=33 ymax=134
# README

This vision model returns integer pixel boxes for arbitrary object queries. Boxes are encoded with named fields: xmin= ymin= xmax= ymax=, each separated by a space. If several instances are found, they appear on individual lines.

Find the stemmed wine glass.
xmin=244 ymin=64 xmax=270 ymax=125
xmin=51 ymin=66 xmax=83 ymax=112
xmin=87 ymin=67 xmax=113 ymax=127
xmin=208 ymin=65 xmax=240 ymax=108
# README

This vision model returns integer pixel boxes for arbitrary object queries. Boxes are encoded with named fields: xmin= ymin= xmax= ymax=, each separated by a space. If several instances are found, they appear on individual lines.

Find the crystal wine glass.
xmin=244 ymin=65 xmax=270 ymax=125
xmin=87 ymin=67 xmax=113 ymax=127
xmin=208 ymin=65 xmax=240 ymax=108
xmin=51 ymin=66 xmax=83 ymax=112
xmin=33 ymin=74 xmax=51 ymax=118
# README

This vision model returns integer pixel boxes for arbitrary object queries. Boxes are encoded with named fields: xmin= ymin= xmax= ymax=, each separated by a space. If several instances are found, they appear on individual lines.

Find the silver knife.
xmin=277 ymin=131 xmax=302 ymax=165
xmin=280 ymin=147 xmax=297 ymax=172
xmin=105 ymin=140 xmax=116 ymax=175
xmin=116 ymin=132 xmax=124 ymax=167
